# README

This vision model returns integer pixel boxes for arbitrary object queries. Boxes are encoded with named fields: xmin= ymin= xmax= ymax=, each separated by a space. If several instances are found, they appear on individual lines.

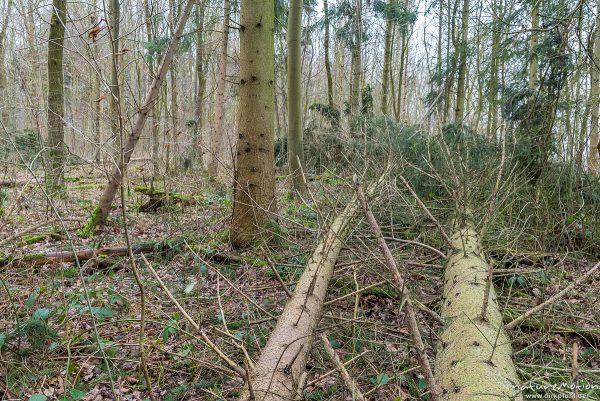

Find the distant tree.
xmin=287 ymin=0 xmax=308 ymax=196
xmin=209 ymin=0 xmax=231 ymax=177
xmin=46 ymin=0 xmax=67 ymax=193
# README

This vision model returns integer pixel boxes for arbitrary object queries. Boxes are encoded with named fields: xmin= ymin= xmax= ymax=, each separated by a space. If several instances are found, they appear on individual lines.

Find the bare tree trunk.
xmin=487 ymin=0 xmax=501 ymax=138
xmin=230 ymin=0 xmax=276 ymax=248
xmin=350 ymin=0 xmax=362 ymax=117
xmin=194 ymin=2 xmax=206 ymax=168
xmin=323 ymin=0 xmax=334 ymax=109
xmin=381 ymin=0 xmax=394 ymax=115
xmin=46 ymin=0 xmax=67 ymax=194
xmin=209 ymin=0 xmax=231 ymax=177
xmin=287 ymin=0 xmax=308 ymax=196
xmin=143 ymin=0 xmax=161 ymax=177
xmin=589 ymin=1 xmax=600 ymax=173
xmin=0 ymin=0 xmax=14 ymax=128
xmin=91 ymin=0 xmax=196 ymax=230
xmin=454 ymin=0 xmax=469 ymax=122
xmin=167 ymin=0 xmax=179 ymax=174
xmin=528 ymin=0 xmax=540 ymax=90
xmin=108 ymin=0 xmax=121 ymax=155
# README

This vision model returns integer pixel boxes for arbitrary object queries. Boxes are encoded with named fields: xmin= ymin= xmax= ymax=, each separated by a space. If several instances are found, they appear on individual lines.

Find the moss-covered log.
xmin=435 ymin=222 xmax=522 ymax=401
xmin=134 ymin=185 xmax=199 ymax=212
xmin=0 ymin=240 xmax=266 ymax=269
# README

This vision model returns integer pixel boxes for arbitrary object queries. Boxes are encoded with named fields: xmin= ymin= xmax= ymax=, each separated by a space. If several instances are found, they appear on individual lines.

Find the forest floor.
xmin=1 ymin=164 xmax=600 ymax=400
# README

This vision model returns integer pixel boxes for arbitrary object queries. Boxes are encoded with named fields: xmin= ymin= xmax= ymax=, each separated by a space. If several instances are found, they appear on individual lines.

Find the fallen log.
xmin=0 ymin=240 xmax=266 ymax=268
xmin=238 ymin=176 xmax=384 ymax=401
xmin=134 ymin=185 xmax=199 ymax=212
xmin=435 ymin=220 xmax=522 ymax=401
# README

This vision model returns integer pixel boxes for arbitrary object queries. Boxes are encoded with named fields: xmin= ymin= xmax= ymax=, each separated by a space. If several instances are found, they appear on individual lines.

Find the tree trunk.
xmin=93 ymin=0 xmax=196 ymax=229
xmin=209 ymin=0 xmax=231 ymax=177
xmin=589 ymin=2 xmax=600 ymax=173
xmin=454 ymin=0 xmax=469 ymax=123
xmin=194 ymin=2 xmax=206 ymax=168
xmin=46 ymin=0 xmax=67 ymax=194
xmin=287 ymin=0 xmax=308 ymax=196
xmin=108 ymin=0 xmax=121 ymax=154
xmin=167 ymin=0 xmax=179 ymax=174
xmin=528 ymin=0 xmax=540 ymax=90
xmin=350 ymin=0 xmax=362 ymax=117
xmin=381 ymin=0 xmax=394 ymax=115
xmin=486 ymin=0 xmax=501 ymax=139
xmin=143 ymin=0 xmax=161 ymax=177
xmin=435 ymin=220 xmax=522 ymax=401
xmin=0 ymin=0 xmax=13 ymax=129
xmin=230 ymin=0 xmax=276 ymax=248
xmin=323 ymin=0 xmax=334 ymax=109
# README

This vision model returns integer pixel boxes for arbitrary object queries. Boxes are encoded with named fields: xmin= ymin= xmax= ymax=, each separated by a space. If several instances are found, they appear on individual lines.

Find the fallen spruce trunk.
xmin=435 ymin=221 xmax=522 ymax=401
xmin=238 ymin=183 xmax=381 ymax=401
xmin=0 ymin=240 xmax=265 ymax=268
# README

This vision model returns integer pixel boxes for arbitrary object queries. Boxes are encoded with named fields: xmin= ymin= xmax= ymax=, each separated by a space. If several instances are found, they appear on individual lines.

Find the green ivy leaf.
xmin=184 ymin=282 xmax=196 ymax=295
xmin=328 ymin=337 xmax=342 ymax=349
xmin=25 ymin=289 xmax=39 ymax=310
xmin=371 ymin=373 xmax=390 ymax=386
xmin=0 ymin=333 xmax=6 ymax=348
xmin=32 ymin=308 xmax=50 ymax=320
xmin=28 ymin=395 xmax=47 ymax=401
xmin=70 ymin=389 xmax=86 ymax=400
xmin=90 ymin=307 xmax=113 ymax=320
xmin=417 ymin=377 xmax=427 ymax=390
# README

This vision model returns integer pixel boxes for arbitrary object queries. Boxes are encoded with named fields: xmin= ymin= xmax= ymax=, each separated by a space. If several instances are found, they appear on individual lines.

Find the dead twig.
xmin=320 ymin=333 xmax=365 ymax=400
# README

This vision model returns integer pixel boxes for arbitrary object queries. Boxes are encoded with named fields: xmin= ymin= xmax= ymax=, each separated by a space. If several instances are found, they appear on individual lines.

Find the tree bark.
xmin=209 ymin=0 xmax=231 ymax=177
xmin=166 ymin=0 xmax=179 ymax=174
xmin=528 ymin=0 xmax=540 ymax=90
xmin=143 ymin=0 xmax=161 ymax=177
xmin=194 ymin=2 xmax=206 ymax=168
xmin=0 ymin=0 xmax=14 ymax=128
xmin=381 ymin=0 xmax=394 ymax=116
xmin=108 ymin=0 xmax=121 ymax=154
xmin=486 ymin=0 xmax=501 ymax=139
xmin=435 ymin=221 xmax=522 ymax=401
xmin=323 ymin=0 xmax=334 ymax=109
xmin=230 ymin=0 xmax=276 ymax=248
xmin=46 ymin=0 xmax=67 ymax=194
xmin=350 ymin=0 xmax=362 ymax=116
xmin=454 ymin=0 xmax=469 ymax=123
xmin=589 ymin=0 xmax=600 ymax=173
xmin=94 ymin=0 xmax=196 ymax=229
xmin=287 ymin=0 xmax=308 ymax=196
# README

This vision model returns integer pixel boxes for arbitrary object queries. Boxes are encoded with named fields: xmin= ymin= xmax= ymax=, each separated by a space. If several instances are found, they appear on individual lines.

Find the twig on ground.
xmin=306 ymin=350 xmax=370 ymax=387
xmin=320 ymin=333 xmax=365 ymax=400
